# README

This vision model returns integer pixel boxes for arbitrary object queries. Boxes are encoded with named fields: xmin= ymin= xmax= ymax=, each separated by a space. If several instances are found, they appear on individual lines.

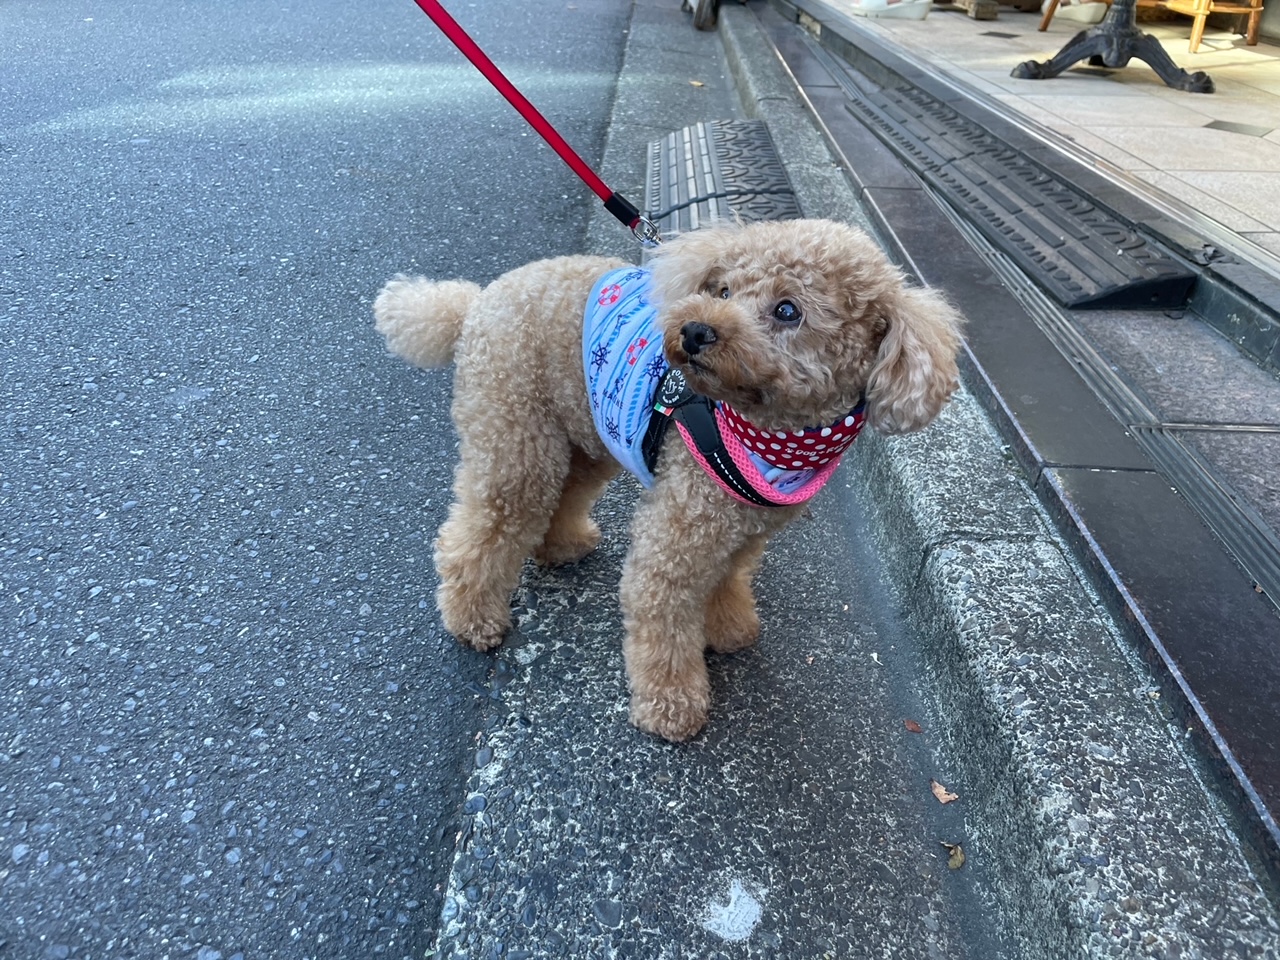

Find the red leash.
xmin=410 ymin=0 xmax=659 ymax=246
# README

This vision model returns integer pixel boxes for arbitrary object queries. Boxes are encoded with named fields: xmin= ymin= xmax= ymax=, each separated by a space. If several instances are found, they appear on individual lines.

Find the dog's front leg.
xmin=704 ymin=534 xmax=769 ymax=654
xmin=619 ymin=481 xmax=756 ymax=742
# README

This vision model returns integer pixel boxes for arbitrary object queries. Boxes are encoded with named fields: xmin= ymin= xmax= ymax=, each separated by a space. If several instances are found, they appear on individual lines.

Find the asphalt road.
xmin=1 ymin=0 xmax=1014 ymax=956
xmin=1 ymin=0 xmax=632 ymax=957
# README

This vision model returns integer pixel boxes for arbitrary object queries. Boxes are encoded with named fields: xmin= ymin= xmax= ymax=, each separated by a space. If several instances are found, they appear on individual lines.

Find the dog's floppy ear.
xmin=864 ymin=285 xmax=963 ymax=435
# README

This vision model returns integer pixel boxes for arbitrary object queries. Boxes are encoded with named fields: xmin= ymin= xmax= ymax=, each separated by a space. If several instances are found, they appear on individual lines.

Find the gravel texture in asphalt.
xmin=1 ymin=0 xmax=630 ymax=956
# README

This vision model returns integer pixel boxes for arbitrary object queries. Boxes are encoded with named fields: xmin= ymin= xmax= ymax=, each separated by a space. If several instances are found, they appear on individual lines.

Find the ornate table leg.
xmin=1012 ymin=0 xmax=1214 ymax=93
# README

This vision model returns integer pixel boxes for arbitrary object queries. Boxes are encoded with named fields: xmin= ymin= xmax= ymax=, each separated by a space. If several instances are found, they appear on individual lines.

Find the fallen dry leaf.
xmin=940 ymin=841 xmax=966 ymax=870
xmin=904 ymin=719 xmax=923 ymax=734
xmin=930 ymin=779 xmax=959 ymax=804
xmin=689 ymin=80 xmax=705 ymax=87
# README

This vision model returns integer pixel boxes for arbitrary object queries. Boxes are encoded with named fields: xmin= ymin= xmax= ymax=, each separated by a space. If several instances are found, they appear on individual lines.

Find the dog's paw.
xmin=705 ymin=622 xmax=759 ymax=654
xmin=438 ymin=587 xmax=509 ymax=653
xmin=531 ymin=522 xmax=601 ymax=567
xmin=629 ymin=688 xmax=710 ymax=743
xmin=453 ymin=624 xmax=506 ymax=653
xmin=705 ymin=605 xmax=760 ymax=654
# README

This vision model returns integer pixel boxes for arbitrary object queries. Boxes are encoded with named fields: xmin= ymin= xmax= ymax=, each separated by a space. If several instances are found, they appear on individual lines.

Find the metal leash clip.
xmin=632 ymin=216 xmax=661 ymax=248
xmin=411 ymin=0 xmax=670 ymax=249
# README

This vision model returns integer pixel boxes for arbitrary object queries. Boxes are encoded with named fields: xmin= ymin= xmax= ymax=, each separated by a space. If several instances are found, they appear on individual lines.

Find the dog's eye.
xmin=717 ymin=287 xmax=731 ymax=300
xmin=773 ymin=300 xmax=802 ymax=324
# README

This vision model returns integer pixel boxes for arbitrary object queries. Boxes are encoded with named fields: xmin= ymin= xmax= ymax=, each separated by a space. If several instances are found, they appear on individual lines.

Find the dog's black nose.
xmin=681 ymin=322 xmax=718 ymax=357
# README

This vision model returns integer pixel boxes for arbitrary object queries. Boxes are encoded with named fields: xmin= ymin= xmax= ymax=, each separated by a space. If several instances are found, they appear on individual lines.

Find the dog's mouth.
xmin=671 ymin=351 xmax=719 ymax=392
xmin=675 ymin=356 xmax=773 ymax=411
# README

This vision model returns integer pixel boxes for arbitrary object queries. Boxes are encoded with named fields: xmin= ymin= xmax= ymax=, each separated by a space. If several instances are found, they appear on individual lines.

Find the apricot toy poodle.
xmin=374 ymin=219 xmax=963 ymax=742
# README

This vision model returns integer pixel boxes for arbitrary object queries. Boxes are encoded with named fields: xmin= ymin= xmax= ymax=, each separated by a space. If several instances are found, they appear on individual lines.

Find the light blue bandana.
xmin=583 ymin=267 xmax=668 ymax=487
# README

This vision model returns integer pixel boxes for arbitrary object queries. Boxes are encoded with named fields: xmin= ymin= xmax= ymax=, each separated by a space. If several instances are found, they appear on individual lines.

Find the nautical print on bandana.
xmin=583 ymin=267 xmax=668 ymax=487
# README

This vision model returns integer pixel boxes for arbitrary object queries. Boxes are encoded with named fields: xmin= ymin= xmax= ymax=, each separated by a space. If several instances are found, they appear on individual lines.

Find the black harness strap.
xmin=640 ymin=369 xmax=780 ymax=509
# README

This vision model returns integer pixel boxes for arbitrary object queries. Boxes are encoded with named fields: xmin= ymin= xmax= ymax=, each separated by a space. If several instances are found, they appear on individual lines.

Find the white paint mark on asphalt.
xmin=701 ymin=878 xmax=764 ymax=942
xmin=513 ymin=640 xmax=544 ymax=666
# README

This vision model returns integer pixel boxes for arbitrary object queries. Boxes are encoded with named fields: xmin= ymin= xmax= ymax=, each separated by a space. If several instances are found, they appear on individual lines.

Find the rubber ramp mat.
xmin=646 ymin=119 xmax=803 ymax=233
xmin=846 ymin=84 xmax=1196 ymax=309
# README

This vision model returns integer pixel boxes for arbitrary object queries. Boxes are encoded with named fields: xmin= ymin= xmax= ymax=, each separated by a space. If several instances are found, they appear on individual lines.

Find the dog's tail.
xmin=373 ymin=275 xmax=480 ymax=368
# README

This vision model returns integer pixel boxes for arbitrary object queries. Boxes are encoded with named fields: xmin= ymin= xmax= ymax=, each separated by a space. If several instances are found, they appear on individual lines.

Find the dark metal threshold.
xmin=774 ymin=0 xmax=1280 ymax=375
xmin=840 ymin=79 xmax=1194 ymax=310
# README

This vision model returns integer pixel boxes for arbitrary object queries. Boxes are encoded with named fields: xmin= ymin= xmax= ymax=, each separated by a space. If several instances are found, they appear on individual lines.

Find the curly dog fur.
xmin=374 ymin=219 xmax=963 ymax=742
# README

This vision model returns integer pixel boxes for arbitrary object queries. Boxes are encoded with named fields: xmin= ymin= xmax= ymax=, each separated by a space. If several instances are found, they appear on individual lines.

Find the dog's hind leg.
xmin=532 ymin=447 xmax=619 ymax=567
xmin=433 ymin=434 xmax=571 ymax=652
xmin=704 ymin=533 xmax=767 ymax=654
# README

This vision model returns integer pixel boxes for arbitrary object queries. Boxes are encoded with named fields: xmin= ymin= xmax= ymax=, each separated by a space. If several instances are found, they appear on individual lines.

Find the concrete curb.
xmin=583 ymin=0 xmax=744 ymax=262
xmin=718 ymin=4 xmax=1280 ymax=958
xmin=717 ymin=2 xmax=872 ymax=236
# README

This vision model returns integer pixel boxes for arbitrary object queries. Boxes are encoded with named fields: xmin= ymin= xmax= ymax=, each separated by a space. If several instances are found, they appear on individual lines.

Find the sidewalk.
xmin=429 ymin=1 xmax=1280 ymax=955
xmin=831 ymin=2 xmax=1280 ymax=274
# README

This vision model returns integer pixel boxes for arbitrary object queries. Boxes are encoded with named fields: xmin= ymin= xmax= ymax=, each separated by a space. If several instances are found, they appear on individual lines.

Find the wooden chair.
xmin=1037 ymin=0 xmax=1264 ymax=52
xmin=1162 ymin=0 xmax=1264 ymax=50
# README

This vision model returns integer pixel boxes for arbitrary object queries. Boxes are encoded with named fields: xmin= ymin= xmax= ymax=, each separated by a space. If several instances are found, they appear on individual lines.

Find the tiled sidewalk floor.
xmin=831 ymin=3 xmax=1280 ymax=275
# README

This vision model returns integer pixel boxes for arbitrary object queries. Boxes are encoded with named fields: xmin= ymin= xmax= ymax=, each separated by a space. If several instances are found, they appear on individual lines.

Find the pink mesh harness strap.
xmin=641 ymin=369 xmax=862 ymax=508
xmin=674 ymin=413 xmax=845 ymax=506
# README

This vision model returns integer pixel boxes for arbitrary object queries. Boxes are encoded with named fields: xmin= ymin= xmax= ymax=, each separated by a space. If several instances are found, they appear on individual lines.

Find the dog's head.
xmin=650 ymin=219 xmax=962 ymax=435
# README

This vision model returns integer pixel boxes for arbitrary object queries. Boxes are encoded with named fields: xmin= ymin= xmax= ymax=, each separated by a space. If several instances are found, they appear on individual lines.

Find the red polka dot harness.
xmin=641 ymin=368 xmax=866 ymax=508
xmin=719 ymin=404 xmax=865 ymax=471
